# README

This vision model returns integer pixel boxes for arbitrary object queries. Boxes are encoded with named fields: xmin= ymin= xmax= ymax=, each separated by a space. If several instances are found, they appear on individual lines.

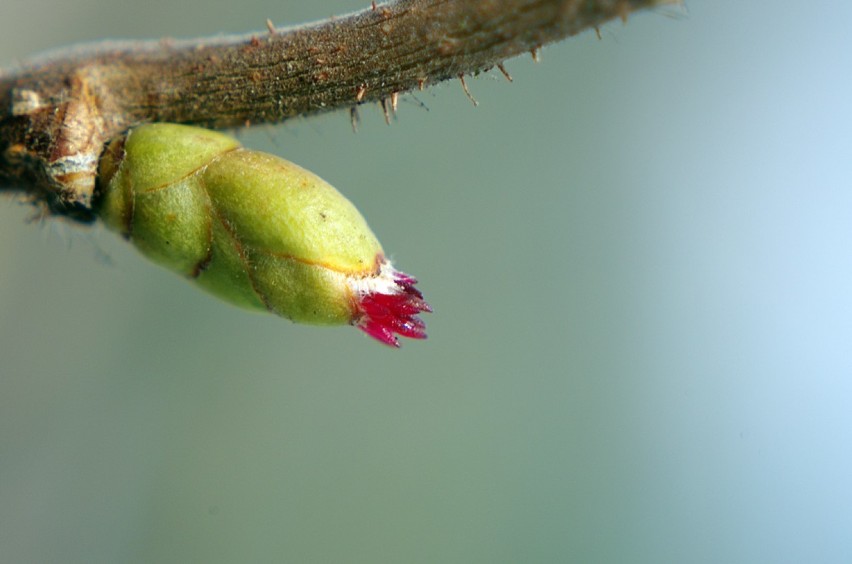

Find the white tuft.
xmin=346 ymin=259 xmax=402 ymax=298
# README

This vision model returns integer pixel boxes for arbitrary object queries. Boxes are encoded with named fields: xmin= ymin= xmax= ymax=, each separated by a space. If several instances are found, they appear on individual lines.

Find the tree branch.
xmin=0 ymin=0 xmax=676 ymax=221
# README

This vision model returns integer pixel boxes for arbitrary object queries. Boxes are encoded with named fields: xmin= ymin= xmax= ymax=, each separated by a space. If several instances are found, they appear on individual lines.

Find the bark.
xmin=0 ymin=0 xmax=676 ymax=221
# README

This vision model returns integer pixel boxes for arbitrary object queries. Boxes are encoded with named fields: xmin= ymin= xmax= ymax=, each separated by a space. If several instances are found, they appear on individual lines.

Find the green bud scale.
xmin=96 ymin=123 xmax=429 ymax=347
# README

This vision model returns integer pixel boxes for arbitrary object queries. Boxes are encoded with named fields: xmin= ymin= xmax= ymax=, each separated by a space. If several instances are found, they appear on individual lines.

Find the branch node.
xmin=0 ymin=0 xmax=677 ymax=214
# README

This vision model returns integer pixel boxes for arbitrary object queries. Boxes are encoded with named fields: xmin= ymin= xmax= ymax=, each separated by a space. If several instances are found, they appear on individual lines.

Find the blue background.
xmin=2 ymin=1 xmax=851 ymax=562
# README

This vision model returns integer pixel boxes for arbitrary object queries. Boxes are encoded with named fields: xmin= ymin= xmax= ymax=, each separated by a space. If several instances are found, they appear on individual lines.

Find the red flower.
xmin=351 ymin=261 xmax=431 ymax=347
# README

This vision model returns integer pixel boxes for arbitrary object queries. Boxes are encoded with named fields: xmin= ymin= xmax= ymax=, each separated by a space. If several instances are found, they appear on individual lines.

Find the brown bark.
xmin=0 ymin=0 xmax=676 ymax=221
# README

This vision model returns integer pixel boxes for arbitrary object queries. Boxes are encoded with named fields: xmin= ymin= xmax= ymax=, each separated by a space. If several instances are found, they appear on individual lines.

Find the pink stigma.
xmin=356 ymin=270 xmax=431 ymax=347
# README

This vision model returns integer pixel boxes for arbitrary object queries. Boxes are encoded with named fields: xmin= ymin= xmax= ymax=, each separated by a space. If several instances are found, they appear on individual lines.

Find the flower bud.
xmin=96 ymin=123 xmax=429 ymax=346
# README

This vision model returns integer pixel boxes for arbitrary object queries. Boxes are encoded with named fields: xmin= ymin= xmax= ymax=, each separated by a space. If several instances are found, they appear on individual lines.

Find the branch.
xmin=0 ymin=0 xmax=676 ymax=220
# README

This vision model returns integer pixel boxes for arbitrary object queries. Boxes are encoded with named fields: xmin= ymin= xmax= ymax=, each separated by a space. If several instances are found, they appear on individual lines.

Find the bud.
xmin=96 ymin=123 xmax=429 ymax=347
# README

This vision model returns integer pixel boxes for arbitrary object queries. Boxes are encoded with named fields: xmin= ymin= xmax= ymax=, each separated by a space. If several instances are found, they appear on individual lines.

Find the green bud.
xmin=96 ymin=123 xmax=430 ymax=346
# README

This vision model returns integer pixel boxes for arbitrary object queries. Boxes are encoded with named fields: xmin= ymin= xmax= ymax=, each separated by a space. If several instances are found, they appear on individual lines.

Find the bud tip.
xmin=353 ymin=262 xmax=431 ymax=348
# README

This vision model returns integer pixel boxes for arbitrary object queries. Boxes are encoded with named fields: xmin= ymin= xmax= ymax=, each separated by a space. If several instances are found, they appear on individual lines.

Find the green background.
xmin=2 ymin=1 xmax=851 ymax=562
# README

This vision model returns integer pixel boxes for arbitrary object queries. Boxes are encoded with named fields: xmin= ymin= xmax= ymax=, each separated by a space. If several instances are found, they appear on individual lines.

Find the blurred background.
xmin=2 ymin=1 xmax=851 ymax=562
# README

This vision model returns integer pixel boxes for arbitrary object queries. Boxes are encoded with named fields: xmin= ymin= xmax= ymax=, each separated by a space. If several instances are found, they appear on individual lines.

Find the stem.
xmin=0 ymin=0 xmax=676 ymax=219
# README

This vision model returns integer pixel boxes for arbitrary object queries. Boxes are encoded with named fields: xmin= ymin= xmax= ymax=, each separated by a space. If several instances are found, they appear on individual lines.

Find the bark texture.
xmin=0 ymin=0 xmax=676 ymax=221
